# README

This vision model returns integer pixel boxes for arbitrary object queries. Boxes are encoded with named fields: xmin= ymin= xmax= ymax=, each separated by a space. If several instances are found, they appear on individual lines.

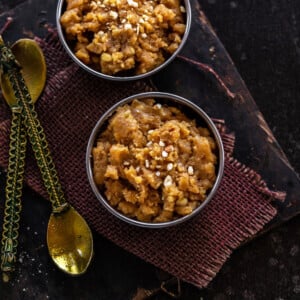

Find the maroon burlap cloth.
xmin=0 ymin=33 xmax=286 ymax=288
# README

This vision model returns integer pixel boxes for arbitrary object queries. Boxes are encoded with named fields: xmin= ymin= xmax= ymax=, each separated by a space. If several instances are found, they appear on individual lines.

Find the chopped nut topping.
xmin=162 ymin=150 xmax=168 ymax=158
xmin=145 ymin=159 xmax=150 ymax=168
xmin=167 ymin=163 xmax=173 ymax=171
xmin=123 ymin=161 xmax=130 ymax=166
xmin=156 ymin=171 xmax=161 ymax=177
xmin=109 ymin=11 xmax=119 ymax=19
xmin=159 ymin=140 xmax=165 ymax=147
xmin=163 ymin=175 xmax=173 ymax=187
xmin=127 ymin=0 xmax=139 ymax=7
xmin=124 ymin=23 xmax=132 ymax=30
xmin=187 ymin=166 xmax=194 ymax=175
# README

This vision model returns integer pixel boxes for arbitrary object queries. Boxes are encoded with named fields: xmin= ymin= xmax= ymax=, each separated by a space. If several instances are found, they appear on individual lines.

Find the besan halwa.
xmin=60 ymin=0 xmax=186 ymax=75
xmin=92 ymin=99 xmax=218 ymax=223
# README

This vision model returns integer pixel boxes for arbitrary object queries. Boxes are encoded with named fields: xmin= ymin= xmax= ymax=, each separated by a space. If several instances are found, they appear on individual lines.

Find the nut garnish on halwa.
xmin=92 ymin=99 xmax=218 ymax=223
xmin=60 ymin=0 xmax=186 ymax=75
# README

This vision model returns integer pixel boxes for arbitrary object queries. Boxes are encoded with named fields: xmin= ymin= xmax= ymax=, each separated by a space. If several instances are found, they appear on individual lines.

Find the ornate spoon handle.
xmin=0 ymin=36 xmax=67 ymax=212
xmin=0 ymin=109 xmax=26 ymax=281
xmin=7 ymin=66 xmax=68 ymax=213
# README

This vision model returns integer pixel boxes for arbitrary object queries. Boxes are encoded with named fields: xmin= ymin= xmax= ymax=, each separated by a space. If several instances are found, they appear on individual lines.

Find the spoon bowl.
xmin=47 ymin=206 xmax=93 ymax=275
xmin=0 ymin=38 xmax=46 ymax=106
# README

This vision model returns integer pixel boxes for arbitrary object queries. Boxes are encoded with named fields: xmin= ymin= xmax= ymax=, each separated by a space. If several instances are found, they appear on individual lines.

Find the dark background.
xmin=0 ymin=0 xmax=300 ymax=299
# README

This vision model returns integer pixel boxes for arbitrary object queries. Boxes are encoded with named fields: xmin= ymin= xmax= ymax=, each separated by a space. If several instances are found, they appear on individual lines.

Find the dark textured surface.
xmin=0 ymin=0 xmax=299 ymax=299
xmin=195 ymin=1 xmax=300 ymax=299
xmin=201 ymin=0 xmax=300 ymax=173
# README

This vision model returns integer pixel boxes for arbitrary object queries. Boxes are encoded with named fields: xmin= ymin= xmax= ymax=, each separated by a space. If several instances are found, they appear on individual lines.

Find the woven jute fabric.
xmin=0 ymin=32 xmax=285 ymax=288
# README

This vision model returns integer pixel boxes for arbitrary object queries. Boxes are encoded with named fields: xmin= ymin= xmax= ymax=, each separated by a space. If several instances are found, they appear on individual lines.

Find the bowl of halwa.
xmin=56 ymin=0 xmax=191 ymax=81
xmin=86 ymin=92 xmax=225 ymax=228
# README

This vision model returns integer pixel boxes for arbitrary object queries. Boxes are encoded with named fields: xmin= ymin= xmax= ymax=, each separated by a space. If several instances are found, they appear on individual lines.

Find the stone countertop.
xmin=0 ymin=0 xmax=299 ymax=299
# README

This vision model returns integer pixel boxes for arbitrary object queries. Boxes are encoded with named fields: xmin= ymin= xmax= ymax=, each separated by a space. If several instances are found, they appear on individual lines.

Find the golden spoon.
xmin=0 ymin=38 xmax=46 ymax=282
xmin=0 ymin=37 xmax=93 ymax=276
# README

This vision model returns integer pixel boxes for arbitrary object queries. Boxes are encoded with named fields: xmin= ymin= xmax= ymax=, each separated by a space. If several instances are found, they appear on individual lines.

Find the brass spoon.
xmin=0 ymin=37 xmax=93 ymax=276
xmin=0 ymin=38 xmax=45 ymax=281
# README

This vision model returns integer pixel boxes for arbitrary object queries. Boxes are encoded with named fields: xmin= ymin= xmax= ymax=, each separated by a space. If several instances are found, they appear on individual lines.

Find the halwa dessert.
xmin=60 ymin=0 xmax=187 ymax=75
xmin=92 ymin=99 xmax=218 ymax=223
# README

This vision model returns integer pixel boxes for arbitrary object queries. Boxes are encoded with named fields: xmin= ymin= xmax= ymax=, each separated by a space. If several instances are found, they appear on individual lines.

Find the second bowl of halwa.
xmin=56 ymin=0 xmax=191 ymax=80
xmin=86 ymin=92 xmax=225 ymax=228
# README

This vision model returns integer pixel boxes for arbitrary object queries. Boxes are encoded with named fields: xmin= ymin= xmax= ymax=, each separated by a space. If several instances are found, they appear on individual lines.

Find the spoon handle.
xmin=1 ymin=109 xmax=26 ymax=281
xmin=7 ymin=70 xmax=68 ymax=213
xmin=0 ymin=37 xmax=67 ymax=213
